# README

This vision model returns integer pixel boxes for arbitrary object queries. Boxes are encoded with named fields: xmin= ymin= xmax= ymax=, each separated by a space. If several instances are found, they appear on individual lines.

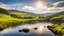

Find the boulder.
xmin=19 ymin=28 xmax=30 ymax=33
xmin=22 ymin=28 xmax=30 ymax=33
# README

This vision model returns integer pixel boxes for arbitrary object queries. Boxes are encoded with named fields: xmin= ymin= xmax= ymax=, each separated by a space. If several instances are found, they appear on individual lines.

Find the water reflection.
xmin=0 ymin=22 xmax=55 ymax=36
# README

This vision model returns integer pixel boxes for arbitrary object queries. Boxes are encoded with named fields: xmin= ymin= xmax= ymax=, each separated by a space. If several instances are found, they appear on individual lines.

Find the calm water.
xmin=0 ymin=22 xmax=55 ymax=36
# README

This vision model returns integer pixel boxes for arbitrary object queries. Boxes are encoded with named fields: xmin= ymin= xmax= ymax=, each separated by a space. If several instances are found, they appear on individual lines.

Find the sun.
xmin=35 ymin=1 xmax=43 ymax=8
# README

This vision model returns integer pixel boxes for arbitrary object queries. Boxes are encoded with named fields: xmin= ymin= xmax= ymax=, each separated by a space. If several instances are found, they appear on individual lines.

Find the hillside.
xmin=0 ymin=8 xmax=45 ymax=31
xmin=0 ymin=8 xmax=25 ymax=26
xmin=9 ymin=12 xmax=33 ymax=19
xmin=9 ymin=10 xmax=37 ymax=17
xmin=0 ymin=8 xmax=21 ymax=22
xmin=49 ymin=11 xmax=64 ymax=20
xmin=0 ymin=8 xmax=9 ymax=14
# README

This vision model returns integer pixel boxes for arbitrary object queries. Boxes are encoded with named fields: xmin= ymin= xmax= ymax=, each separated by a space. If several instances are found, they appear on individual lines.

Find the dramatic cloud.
xmin=0 ymin=1 xmax=64 ymax=14
xmin=0 ymin=2 xmax=15 ymax=10
xmin=21 ymin=1 xmax=64 ymax=14
xmin=53 ymin=1 xmax=64 ymax=7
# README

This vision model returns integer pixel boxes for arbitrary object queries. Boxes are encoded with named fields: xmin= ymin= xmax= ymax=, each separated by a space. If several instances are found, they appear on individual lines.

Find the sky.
xmin=0 ymin=0 xmax=64 ymax=14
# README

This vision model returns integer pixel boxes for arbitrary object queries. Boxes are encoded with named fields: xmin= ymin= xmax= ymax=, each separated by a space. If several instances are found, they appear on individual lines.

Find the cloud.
xmin=21 ymin=1 xmax=64 ymax=14
xmin=46 ymin=1 xmax=64 ymax=13
xmin=53 ymin=1 xmax=64 ymax=7
xmin=0 ymin=1 xmax=63 ymax=14
xmin=41 ymin=1 xmax=64 ymax=13
xmin=22 ymin=6 xmax=35 ymax=10
xmin=45 ymin=1 xmax=64 ymax=10
xmin=0 ymin=2 xmax=15 ymax=10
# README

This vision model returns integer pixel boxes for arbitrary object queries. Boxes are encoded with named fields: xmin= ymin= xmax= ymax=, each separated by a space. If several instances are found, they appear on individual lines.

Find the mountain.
xmin=0 ymin=8 xmax=9 ymax=14
xmin=38 ymin=13 xmax=55 ymax=17
xmin=9 ymin=10 xmax=56 ymax=17
xmin=9 ymin=10 xmax=38 ymax=17
xmin=9 ymin=10 xmax=22 ymax=12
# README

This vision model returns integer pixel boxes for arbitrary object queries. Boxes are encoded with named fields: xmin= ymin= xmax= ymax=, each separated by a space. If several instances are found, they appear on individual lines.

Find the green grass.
xmin=0 ymin=14 xmax=17 ymax=20
xmin=10 ymin=12 xmax=32 ymax=17
xmin=0 ymin=13 xmax=24 ymax=22
xmin=52 ymin=24 xmax=62 ymax=31
xmin=49 ymin=11 xmax=64 ymax=21
xmin=50 ymin=23 xmax=64 ymax=35
xmin=50 ymin=15 xmax=64 ymax=20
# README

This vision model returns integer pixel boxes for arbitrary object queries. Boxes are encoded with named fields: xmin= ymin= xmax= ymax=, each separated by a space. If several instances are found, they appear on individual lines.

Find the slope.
xmin=49 ymin=11 xmax=64 ymax=20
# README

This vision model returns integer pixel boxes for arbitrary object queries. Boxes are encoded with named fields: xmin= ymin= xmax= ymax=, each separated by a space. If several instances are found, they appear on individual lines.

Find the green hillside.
xmin=10 ymin=12 xmax=32 ymax=19
xmin=0 ymin=8 xmax=22 ymax=22
xmin=50 ymin=11 xmax=64 ymax=20
xmin=0 ymin=8 xmax=45 ymax=31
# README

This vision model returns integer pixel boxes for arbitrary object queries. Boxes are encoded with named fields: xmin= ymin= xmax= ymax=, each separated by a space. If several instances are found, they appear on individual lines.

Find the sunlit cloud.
xmin=22 ymin=6 xmax=35 ymax=10
xmin=21 ymin=1 xmax=64 ymax=14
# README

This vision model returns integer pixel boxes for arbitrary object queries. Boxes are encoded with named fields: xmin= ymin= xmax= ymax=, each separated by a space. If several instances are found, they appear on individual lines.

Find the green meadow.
xmin=0 ymin=8 xmax=45 ymax=30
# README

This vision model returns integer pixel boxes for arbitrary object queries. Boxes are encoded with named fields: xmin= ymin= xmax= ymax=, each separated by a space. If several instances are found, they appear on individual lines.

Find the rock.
xmin=47 ymin=26 xmax=51 ymax=28
xmin=62 ymin=27 xmax=64 ymax=29
xmin=0 ymin=28 xmax=4 ymax=31
xmin=19 ymin=28 xmax=30 ymax=33
xmin=34 ymin=27 xmax=37 ymax=30
xmin=22 ymin=28 xmax=30 ymax=33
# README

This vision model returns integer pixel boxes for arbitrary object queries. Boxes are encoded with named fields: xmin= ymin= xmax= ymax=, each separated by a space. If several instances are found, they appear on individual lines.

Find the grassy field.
xmin=10 ymin=12 xmax=32 ymax=17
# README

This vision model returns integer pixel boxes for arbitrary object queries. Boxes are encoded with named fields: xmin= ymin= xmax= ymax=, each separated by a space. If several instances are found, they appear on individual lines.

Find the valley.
xmin=0 ymin=8 xmax=64 ymax=36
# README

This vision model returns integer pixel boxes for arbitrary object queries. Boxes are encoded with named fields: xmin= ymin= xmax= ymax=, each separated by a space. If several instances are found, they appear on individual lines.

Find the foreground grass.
xmin=47 ymin=23 xmax=64 ymax=36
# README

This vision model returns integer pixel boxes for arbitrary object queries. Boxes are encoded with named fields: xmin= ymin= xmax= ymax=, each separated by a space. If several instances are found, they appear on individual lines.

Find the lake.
xmin=0 ymin=22 xmax=55 ymax=36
